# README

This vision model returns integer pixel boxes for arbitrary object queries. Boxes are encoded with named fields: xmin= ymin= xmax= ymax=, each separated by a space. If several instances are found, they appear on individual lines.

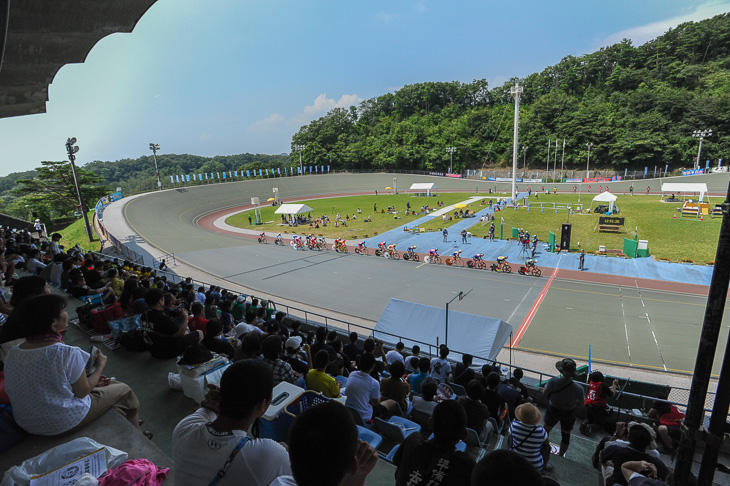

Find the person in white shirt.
xmin=345 ymin=353 xmax=381 ymax=423
xmin=25 ymin=249 xmax=46 ymax=275
xmin=385 ymin=341 xmax=406 ymax=366
xmin=430 ymin=345 xmax=452 ymax=383
xmin=172 ymin=360 xmax=291 ymax=486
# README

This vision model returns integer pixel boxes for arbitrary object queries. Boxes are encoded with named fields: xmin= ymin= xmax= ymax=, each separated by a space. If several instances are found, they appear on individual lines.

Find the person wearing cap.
xmin=509 ymin=403 xmax=550 ymax=471
xmin=281 ymin=335 xmax=312 ymax=375
xmin=542 ymin=358 xmax=585 ymax=458
xmin=581 ymin=371 xmax=619 ymax=435
xmin=232 ymin=295 xmax=247 ymax=321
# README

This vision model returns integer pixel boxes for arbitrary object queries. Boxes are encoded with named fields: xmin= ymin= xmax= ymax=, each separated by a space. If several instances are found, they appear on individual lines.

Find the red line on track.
xmin=510 ymin=264 xmax=559 ymax=347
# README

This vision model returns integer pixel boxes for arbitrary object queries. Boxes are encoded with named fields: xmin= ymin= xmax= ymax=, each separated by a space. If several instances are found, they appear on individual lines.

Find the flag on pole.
xmin=186 ymin=174 xmax=191 ymax=182
xmin=298 ymin=166 xmax=301 ymax=174
xmin=246 ymin=170 xmax=250 ymax=177
xmin=309 ymin=166 xmax=312 ymax=173
xmin=266 ymin=168 xmax=269 ymax=176
xmin=170 ymin=175 xmax=174 ymax=183
xmin=277 ymin=167 xmax=281 ymax=175
xmin=327 ymin=165 xmax=330 ymax=173
xmin=199 ymin=174 xmax=203 ymax=181
xmin=222 ymin=172 xmax=226 ymax=179
xmin=205 ymin=173 xmax=208 ymax=180
xmin=234 ymin=171 xmax=238 ymax=177
xmin=175 ymin=175 xmax=180 ymax=183
xmin=321 ymin=165 xmax=324 ymax=173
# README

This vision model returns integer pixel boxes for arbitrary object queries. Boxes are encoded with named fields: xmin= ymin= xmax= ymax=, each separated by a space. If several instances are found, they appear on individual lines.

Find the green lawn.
xmin=462 ymin=194 xmax=721 ymax=263
xmin=57 ymin=212 xmax=102 ymax=253
xmin=226 ymin=192 xmax=722 ymax=262
xmin=225 ymin=193 xmax=473 ymax=239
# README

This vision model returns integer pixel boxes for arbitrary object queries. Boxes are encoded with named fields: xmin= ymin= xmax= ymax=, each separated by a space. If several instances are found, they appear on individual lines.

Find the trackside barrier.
xmin=91 ymin=200 xmax=721 ymax=422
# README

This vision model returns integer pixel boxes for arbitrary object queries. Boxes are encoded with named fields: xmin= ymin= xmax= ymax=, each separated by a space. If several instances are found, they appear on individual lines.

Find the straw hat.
xmin=515 ymin=403 xmax=542 ymax=426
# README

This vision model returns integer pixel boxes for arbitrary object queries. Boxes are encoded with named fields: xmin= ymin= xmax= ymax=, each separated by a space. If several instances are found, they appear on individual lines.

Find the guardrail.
xmin=90 ymin=187 xmax=720 ymax=423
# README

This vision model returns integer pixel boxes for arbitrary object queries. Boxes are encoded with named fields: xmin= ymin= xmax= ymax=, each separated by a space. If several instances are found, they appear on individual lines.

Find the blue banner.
xmin=487 ymin=177 xmax=496 ymax=181
xmin=222 ymin=172 xmax=226 ymax=179
xmin=175 ymin=175 xmax=179 ymax=183
xmin=298 ymin=166 xmax=301 ymax=174
xmin=321 ymin=165 xmax=324 ymax=173
xmin=327 ymin=165 xmax=330 ymax=173
xmin=110 ymin=191 xmax=123 ymax=202
xmin=706 ymin=160 xmax=710 ymax=169
xmin=266 ymin=168 xmax=269 ymax=176
xmin=186 ymin=174 xmax=191 ymax=182
xmin=644 ymin=167 xmax=648 ymax=175
xmin=277 ymin=167 xmax=281 ymax=175
xmin=170 ymin=175 xmax=174 ymax=183
xmin=246 ymin=170 xmax=250 ymax=177
xmin=309 ymin=166 xmax=312 ymax=173
xmin=234 ymin=171 xmax=238 ymax=177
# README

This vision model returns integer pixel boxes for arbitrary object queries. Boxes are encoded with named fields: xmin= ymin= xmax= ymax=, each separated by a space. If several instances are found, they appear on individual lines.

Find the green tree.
xmin=14 ymin=161 xmax=109 ymax=218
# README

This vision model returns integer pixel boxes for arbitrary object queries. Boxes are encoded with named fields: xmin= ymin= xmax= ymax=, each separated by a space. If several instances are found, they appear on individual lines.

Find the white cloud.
xmin=255 ymin=113 xmax=284 ymax=126
xmin=297 ymin=93 xmax=363 ymax=120
xmin=602 ymin=1 xmax=730 ymax=47
xmin=376 ymin=11 xmax=396 ymax=23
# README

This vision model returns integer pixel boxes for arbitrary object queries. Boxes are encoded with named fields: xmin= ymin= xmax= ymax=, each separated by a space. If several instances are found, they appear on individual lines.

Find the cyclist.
xmin=450 ymin=249 xmax=463 ymax=265
xmin=258 ymin=232 xmax=266 ymax=243
xmin=407 ymin=245 xmax=417 ymax=258
xmin=356 ymin=241 xmax=367 ymax=253
xmin=473 ymin=253 xmax=484 ymax=262
xmin=387 ymin=243 xmax=397 ymax=256
xmin=429 ymin=248 xmax=439 ymax=257
xmin=293 ymin=235 xmax=303 ymax=249
xmin=378 ymin=241 xmax=387 ymax=252
xmin=318 ymin=236 xmax=327 ymax=249
xmin=275 ymin=233 xmax=282 ymax=245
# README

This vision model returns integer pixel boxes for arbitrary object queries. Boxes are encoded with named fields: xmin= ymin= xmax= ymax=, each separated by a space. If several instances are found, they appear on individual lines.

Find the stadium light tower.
xmin=585 ymin=142 xmax=593 ymax=179
xmin=149 ymin=143 xmax=161 ymax=190
xmin=294 ymin=143 xmax=305 ymax=175
xmin=65 ymin=138 xmax=93 ymax=243
xmin=510 ymin=83 xmax=523 ymax=202
xmin=446 ymin=147 xmax=456 ymax=174
xmin=522 ymin=146 xmax=528 ymax=176
xmin=692 ymin=129 xmax=712 ymax=170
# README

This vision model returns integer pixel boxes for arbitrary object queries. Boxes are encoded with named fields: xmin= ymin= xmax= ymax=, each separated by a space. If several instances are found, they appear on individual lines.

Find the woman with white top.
xmin=4 ymin=294 xmax=143 ymax=435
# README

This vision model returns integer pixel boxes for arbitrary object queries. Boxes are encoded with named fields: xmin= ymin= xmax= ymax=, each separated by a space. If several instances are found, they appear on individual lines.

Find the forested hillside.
xmin=292 ymin=14 xmax=730 ymax=173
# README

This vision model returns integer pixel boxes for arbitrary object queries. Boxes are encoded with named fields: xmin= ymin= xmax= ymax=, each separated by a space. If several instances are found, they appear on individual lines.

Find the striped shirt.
xmin=509 ymin=420 xmax=548 ymax=469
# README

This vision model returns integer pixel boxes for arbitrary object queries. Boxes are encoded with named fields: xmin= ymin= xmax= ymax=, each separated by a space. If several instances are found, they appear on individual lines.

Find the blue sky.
xmin=1 ymin=0 xmax=729 ymax=176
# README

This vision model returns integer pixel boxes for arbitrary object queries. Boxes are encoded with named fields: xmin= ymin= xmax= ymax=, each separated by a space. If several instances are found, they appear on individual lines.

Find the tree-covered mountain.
xmin=291 ymin=14 xmax=730 ymax=173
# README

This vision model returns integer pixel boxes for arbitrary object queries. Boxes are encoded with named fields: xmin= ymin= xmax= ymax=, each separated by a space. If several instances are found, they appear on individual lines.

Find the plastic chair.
xmin=428 ymin=432 xmax=467 ymax=452
xmin=465 ymin=427 xmax=490 ymax=462
xmin=357 ymin=425 xmax=383 ymax=450
xmin=345 ymin=404 xmax=370 ymax=428
xmin=449 ymin=382 xmax=467 ymax=397
xmin=374 ymin=417 xmax=421 ymax=444
xmin=384 ymin=443 xmax=400 ymax=463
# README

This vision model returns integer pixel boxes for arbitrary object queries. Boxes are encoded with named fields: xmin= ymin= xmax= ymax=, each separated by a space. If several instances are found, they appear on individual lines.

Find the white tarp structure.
xmin=409 ymin=182 xmax=437 ymax=196
xmin=661 ymin=183 xmax=708 ymax=202
xmin=274 ymin=203 xmax=313 ymax=222
xmin=592 ymin=191 xmax=618 ymax=213
xmin=373 ymin=299 xmax=512 ymax=361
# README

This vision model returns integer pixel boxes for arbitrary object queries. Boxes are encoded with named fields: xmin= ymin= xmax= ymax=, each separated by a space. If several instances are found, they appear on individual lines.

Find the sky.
xmin=1 ymin=0 xmax=729 ymax=176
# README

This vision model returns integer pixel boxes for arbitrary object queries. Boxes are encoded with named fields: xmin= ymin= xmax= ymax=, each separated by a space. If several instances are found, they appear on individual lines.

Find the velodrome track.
xmin=104 ymin=173 xmax=730 ymax=376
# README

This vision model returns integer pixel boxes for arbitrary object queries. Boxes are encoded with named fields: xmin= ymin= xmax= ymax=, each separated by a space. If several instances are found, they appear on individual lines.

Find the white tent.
xmin=274 ymin=203 xmax=313 ymax=222
xmin=592 ymin=191 xmax=618 ymax=213
xmin=661 ymin=183 xmax=708 ymax=202
xmin=373 ymin=299 xmax=512 ymax=361
xmin=409 ymin=182 xmax=437 ymax=197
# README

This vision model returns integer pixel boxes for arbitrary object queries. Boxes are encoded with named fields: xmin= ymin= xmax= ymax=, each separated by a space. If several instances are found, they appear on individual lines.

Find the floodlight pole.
xmin=65 ymin=138 xmax=93 ymax=243
xmin=149 ymin=143 xmax=161 ymax=190
xmin=673 ymin=182 xmax=730 ymax=486
xmin=692 ymin=129 xmax=712 ymax=171
xmin=445 ymin=289 xmax=472 ymax=346
xmin=586 ymin=143 xmax=593 ymax=179
xmin=294 ymin=143 xmax=305 ymax=175
xmin=510 ymin=83 xmax=523 ymax=203
xmin=446 ymin=147 xmax=456 ymax=174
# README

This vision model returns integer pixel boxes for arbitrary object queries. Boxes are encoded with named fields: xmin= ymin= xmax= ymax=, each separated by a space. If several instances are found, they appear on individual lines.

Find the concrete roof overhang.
xmin=0 ymin=0 xmax=158 ymax=119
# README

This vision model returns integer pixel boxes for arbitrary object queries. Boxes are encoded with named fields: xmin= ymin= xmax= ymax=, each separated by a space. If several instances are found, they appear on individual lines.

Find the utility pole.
xmin=510 ymin=83 xmax=523 ymax=202
xmin=149 ymin=143 xmax=161 ymax=190
xmin=546 ymin=139 xmax=551 ymax=180
xmin=522 ymin=146 xmax=528 ymax=177
xmin=294 ymin=144 xmax=305 ymax=175
xmin=65 ymin=138 xmax=93 ymax=243
xmin=560 ymin=138 xmax=566 ymax=182
xmin=674 ymin=182 xmax=730 ymax=486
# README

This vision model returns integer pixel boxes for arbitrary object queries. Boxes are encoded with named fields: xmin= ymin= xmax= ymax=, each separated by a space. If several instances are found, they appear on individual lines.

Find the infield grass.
xmin=226 ymin=192 xmax=722 ymax=262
